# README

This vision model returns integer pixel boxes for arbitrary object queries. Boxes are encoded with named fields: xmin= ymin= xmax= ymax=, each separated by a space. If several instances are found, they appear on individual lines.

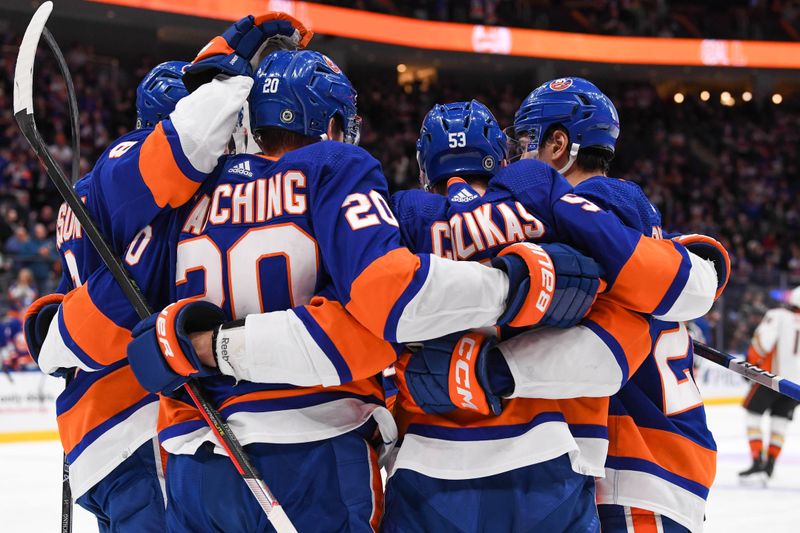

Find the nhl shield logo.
xmin=549 ymin=78 xmax=573 ymax=91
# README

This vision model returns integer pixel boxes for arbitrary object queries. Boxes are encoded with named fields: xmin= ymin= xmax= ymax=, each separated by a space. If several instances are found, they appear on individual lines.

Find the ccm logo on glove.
xmin=449 ymin=333 xmax=488 ymax=413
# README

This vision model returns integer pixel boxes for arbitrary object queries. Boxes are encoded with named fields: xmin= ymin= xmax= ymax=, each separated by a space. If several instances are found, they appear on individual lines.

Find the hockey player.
xmin=22 ymin=60 xmax=191 ymax=533
xmin=374 ymin=98 xmax=726 ymax=531
xmin=739 ymin=286 xmax=800 ymax=483
xmin=508 ymin=77 xmax=724 ymax=532
xmin=23 ymin=13 xmax=313 ymax=531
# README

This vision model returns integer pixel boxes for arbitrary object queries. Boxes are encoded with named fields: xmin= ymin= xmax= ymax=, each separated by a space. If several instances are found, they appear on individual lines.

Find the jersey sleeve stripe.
xmin=299 ymin=297 xmax=398 ymax=383
xmin=160 ymin=119 xmax=207 ymax=182
xmin=610 ymin=237 xmax=686 ymax=314
xmin=138 ymin=121 xmax=204 ymax=208
xmin=651 ymin=244 xmax=691 ymax=317
xmin=59 ymin=284 xmax=133 ymax=369
xmin=292 ymin=304 xmax=352 ymax=384
xmin=582 ymin=298 xmax=652 ymax=383
xmin=384 ymin=253 xmax=430 ymax=342
xmin=345 ymin=247 xmax=422 ymax=342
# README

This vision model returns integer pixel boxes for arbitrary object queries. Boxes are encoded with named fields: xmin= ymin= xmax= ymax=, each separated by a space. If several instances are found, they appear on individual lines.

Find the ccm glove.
xmin=673 ymin=234 xmax=730 ymax=300
xmin=23 ymin=293 xmax=68 ymax=377
xmin=400 ymin=332 xmax=512 ymax=416
xmin=183 ymin=12 xmax=313 ymax=91
xmin=128 ymin=299 xmax=226 ymax=394
xmin=492 ymin=242 xmax=601 ymax=329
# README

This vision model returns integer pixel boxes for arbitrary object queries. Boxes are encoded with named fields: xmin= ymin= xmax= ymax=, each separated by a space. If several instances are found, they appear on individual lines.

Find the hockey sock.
xmin=746 ymin=411 xmax=764 ymax=461
xmin=767 ymin=415 xmax=789 ymax=462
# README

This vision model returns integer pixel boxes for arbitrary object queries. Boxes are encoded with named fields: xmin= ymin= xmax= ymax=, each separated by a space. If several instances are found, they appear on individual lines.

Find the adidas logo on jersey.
xmin=451 ymin=188 xmax=478 ymax=203
xmin=229 ymin=160 xmax=253 ymax=177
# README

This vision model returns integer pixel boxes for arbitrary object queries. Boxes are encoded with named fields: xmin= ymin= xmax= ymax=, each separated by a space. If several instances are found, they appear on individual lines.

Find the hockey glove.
xmin=492 ymin=242 xmax=601 ymax=329
xmin=400 ymin=332 xmax=511 ymax=416
xmin=673 ymin=234 xmax=730 ymax=300
xmin=183 ymin=12 xmax=312 ymax=91
xmin=23 ymin=293 xmax=69 ymax=378
xmin=128 ymin=299 xmax=226 ymax=394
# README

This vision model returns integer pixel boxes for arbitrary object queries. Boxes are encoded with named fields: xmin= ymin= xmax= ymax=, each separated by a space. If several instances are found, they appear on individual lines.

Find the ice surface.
xmin=0 ymin=404 xmax=797 ymax=532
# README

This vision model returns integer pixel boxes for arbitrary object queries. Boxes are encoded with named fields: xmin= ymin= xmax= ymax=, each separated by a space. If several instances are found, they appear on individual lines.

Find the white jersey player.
xmin=740 ymin=286 xmax=800 ymax=481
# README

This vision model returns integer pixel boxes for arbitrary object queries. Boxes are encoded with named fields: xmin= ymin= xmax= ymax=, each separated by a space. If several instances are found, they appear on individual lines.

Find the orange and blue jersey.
xmin=156 ymin=141 xmax=518 ymax=456
xmin=386 ymin=160 xmax=715 ymax=482
xmin=577 ymin=175 xmax=716 ymax=532
xmin=43 ymin=124 xmax=207 ymax=498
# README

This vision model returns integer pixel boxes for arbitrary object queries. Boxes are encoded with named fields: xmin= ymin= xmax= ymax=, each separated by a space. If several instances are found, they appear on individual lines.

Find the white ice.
xmin=0 ymin=404 xmax=798 ymax=532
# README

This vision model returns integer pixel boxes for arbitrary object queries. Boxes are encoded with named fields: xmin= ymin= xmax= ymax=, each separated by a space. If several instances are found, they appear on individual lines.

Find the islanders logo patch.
xmin=549 ymin=78 xmax=573 ymax=91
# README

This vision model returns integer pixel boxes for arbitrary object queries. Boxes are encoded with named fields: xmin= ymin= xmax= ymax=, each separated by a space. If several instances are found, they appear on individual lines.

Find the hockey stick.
xmin=41 ymin=19 xmax=81 ymax=533
xmin=693 ymin=340 xmax=800 ymax=402
xmin=14 ymin=4 xmax=296 ymax=531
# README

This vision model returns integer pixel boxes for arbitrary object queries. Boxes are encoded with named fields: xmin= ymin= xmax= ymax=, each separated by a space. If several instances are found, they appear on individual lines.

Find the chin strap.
xmin=557 ymin=143 xmax=581 ymax=175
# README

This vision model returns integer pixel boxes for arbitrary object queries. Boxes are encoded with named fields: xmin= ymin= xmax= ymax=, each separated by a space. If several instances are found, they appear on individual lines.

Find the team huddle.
xmin=24 ymin=11 xmax=732 ymax=533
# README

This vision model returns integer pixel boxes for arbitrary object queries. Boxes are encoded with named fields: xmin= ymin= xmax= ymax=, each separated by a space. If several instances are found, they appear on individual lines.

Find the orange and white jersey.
xmin=749 ymin=307 xmax=800 ymax=382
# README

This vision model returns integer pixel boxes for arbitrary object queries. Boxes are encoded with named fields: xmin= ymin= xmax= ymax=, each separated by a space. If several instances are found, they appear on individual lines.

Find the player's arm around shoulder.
xmin=496 ymin=297 xmax=651 ymax=399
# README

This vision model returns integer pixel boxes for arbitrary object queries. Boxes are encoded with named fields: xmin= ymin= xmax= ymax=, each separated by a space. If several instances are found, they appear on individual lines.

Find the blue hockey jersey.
xmin=580 ymin=176 xmax=716 ymax=533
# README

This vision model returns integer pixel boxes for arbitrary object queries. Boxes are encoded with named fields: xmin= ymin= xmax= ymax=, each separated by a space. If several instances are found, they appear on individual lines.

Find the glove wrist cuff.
xmin=213 ymin=319 xmax=246 ymax=378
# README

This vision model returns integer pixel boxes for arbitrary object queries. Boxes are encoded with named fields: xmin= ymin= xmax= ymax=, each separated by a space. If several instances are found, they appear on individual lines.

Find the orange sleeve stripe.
xmin=57 ymin=367 xmax=150 ymax=454
xmin=345 ymin=248 xmax=421 ymax=339
xmin=304 ymin=296 xmax=397 ymax=382
xmin=61 ymin=285 xmax=133 ymax=368
xmin=138 ymin=122 xmax=201 ymax=208
xmin=609 ymin=414 xmax=716 ymax=489
xmin=585 ymin=297 xmax=652 ymax=379
xmin=610 ymin=237 xmax=684 ymax=313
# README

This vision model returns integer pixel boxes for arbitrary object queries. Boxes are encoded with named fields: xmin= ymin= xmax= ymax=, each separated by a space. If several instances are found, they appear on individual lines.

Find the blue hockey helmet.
xmin=416 ymin=100 xmax=507 ymax=189
xmin=135 ymin=61 xmax=190 ymax=129
xmin=249 ymin=50 xmax=361 ymax=145
xmin=512 ymin=77 xmax=619 ymax=171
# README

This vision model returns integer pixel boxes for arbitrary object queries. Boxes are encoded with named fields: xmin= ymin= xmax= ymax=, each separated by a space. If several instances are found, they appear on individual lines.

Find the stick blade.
xmin=14 ymin=1 xmax=53 ymax=115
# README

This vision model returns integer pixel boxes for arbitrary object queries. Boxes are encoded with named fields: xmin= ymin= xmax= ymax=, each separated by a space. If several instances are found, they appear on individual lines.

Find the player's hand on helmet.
xmin=127 ymin=299 xmax=226 ymax=395
xmin=183 ymin=12 xmax=313 ymax=91
xmin=673 ymin=234 xmax=730 ymax=300
xmin=492 ymin=242 xmax=601 ymax=329
xmin=23 ymin=293 xmax=70 ymax=378
xmin=397 ymin=332 xmax=512 ymax=417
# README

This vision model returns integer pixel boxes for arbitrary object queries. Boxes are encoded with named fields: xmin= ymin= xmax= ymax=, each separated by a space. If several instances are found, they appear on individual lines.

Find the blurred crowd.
xmin=0 ymin=29 xmax=797 ymax=370
xmin=319 ymin=0 xmax=800 ymax=41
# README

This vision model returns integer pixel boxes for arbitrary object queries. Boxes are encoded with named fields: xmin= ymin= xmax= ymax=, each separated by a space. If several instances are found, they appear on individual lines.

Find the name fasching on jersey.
xmin=228 ymin=160 xmax=254 ymax=177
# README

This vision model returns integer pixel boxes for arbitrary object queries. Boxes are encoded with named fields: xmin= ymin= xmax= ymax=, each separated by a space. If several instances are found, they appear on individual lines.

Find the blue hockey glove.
xmin=128 ymin=299 xmax=225 ymax=394
xmin=183 ymin=12 xmax=312 ymax=91
xmin=492 ymin=242 xmax=601 ymax=329
xmin=23 ymin=293 xmax=69 ymax=378
xmin=400 ymin=332 xmax=511 ymax=416
xmin=673 ymin=234 xmax=730 ymax=300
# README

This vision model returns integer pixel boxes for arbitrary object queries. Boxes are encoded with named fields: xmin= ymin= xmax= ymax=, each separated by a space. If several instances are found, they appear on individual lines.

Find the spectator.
xmin=8 ymin=268 xmax=37 ymax=312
